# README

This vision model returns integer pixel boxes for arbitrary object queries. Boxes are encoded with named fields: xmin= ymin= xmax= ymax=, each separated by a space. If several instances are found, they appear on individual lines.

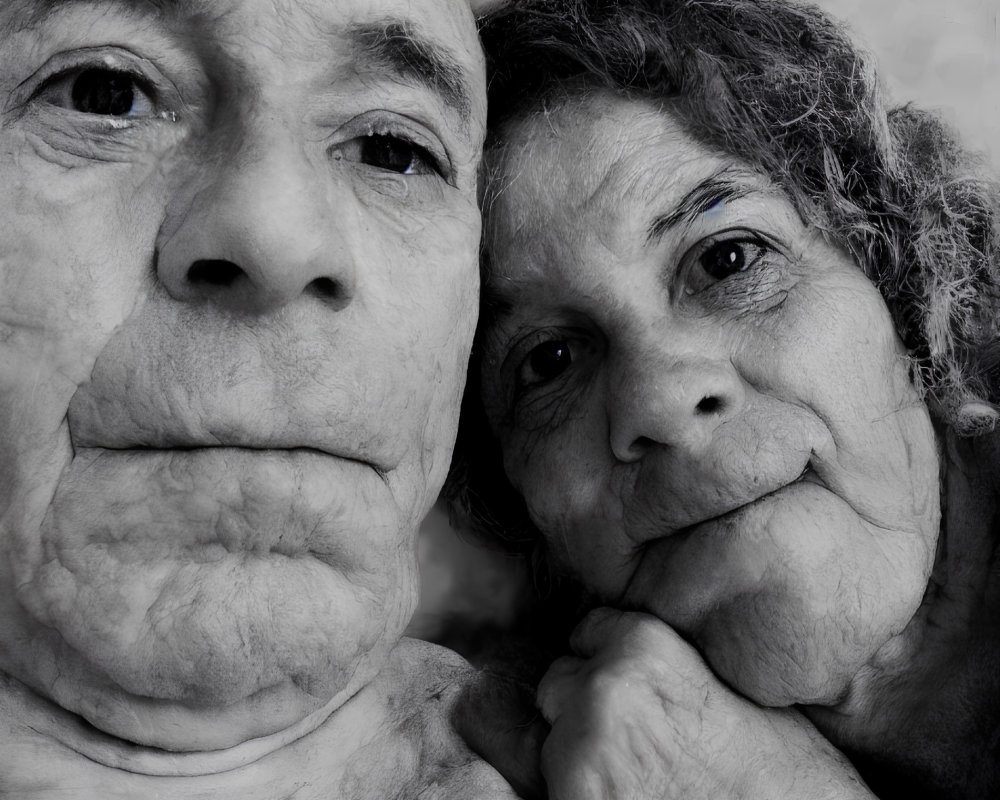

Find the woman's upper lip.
xmin=642 ymin=462 xmax=819 ymax=539
xmin=697 ymin=463 xmax=820 ymax=525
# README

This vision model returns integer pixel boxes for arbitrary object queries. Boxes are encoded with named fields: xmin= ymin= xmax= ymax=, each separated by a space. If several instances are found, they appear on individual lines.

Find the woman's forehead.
xmin=484 ymin=91 xmax=779 ymax=257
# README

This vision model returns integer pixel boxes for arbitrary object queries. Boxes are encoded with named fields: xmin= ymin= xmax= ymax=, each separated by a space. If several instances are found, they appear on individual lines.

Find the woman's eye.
xmin=517 ymin=339 xmax=574 ymax=389
xmin=492 ymin=329 xmax=598 ymax=428
xmin=680 ymin=231 xmax=777 ymax=295
xmin=700 ymin=240 xmax=760 ymax=279
xmin=357 ymin=133 xmax=441 ymax=176
xmin=41 ymin=67 xmax=157 ymax=117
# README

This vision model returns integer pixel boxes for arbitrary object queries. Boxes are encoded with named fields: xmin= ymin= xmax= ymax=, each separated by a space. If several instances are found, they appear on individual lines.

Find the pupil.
xmin=71 ymin=69 xmax=136 ymax=116
xmin=529 ymin=341 xmax=570 ymax=379
xmin=362 ymin=135 xmax=415 ymax=173
xmin=702 ymin=242 xmax=747 ymax=279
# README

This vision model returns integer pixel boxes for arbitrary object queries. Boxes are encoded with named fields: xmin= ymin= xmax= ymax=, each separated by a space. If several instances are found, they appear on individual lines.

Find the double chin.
xmin=625 ymin=480 xmax=938 ymax=708
xmin=4 ymin=444 xmax=419 ymax=750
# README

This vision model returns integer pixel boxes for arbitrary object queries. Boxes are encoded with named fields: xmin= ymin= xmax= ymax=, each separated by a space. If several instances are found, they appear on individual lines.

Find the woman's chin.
xmin=626 ymin=481 xmax=934 ymax=707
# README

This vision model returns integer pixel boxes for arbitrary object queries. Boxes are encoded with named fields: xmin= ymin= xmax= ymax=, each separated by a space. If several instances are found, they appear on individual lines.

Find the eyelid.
xmin=675 ymin=227 xmax=783 ymax=297
xmin=330 ymin=109 xmax=453 ymax=181
xmin=16 ymin=46 xmax=178 ymax=114
xmin=501 ymin=325 xmax=597 ymax=395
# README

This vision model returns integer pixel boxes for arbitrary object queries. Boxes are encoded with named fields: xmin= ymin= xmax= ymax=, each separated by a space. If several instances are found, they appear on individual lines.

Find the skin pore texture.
xmin=480 ymin=91 xmax=941 ymax=711
xmin=0 ymin=0 xmax=514 ymax=795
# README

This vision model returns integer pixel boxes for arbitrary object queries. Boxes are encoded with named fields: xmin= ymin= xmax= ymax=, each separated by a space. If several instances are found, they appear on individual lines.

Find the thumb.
xmin=453 ymin=668 xmax=550 ymax=800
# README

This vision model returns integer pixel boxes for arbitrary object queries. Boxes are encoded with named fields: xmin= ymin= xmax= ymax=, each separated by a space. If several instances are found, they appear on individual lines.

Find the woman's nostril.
xmin=307 ymin=277 xmax=340 ymax=299
xmin=187 ymin=259 xmax=243 ymax=287
xmin=696 ymin=395 xmax=722 ymax=414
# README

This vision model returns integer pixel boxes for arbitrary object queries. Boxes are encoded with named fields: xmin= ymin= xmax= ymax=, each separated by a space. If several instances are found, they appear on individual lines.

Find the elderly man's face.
xmin=481 ymin=92 xmax=940 ymax=709
xmin=0 ymin=0 xmax=484 ymax=751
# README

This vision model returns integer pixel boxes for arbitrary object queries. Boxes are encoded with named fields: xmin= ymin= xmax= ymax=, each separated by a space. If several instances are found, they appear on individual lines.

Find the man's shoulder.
xmin=335 ymin=638 xmax=523 ymax=800
xmin=380 ymin=637 xmax=478 ymax=699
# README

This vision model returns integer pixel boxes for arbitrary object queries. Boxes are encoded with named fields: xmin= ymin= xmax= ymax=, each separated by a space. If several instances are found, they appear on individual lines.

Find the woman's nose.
xmin=156 ymin=136 xmax=355 ymax=314
xmin=608 ymin=350 xmax=745 ymax=462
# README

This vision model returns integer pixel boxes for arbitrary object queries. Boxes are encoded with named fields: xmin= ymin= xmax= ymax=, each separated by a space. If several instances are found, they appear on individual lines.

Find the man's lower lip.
xmin=49 ymin=446 xmax=379 ymax=563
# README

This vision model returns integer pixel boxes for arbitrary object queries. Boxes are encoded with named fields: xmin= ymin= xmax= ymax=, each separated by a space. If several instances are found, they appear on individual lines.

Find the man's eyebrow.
xmin=349 ymin=20 xmax=473 ymax=126
xmin=646 ymin=168 xmax=760 ymax=245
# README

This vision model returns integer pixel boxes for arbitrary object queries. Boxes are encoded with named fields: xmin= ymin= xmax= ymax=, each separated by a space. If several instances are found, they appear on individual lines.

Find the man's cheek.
xmin=0 ymin=197 xmax=159 ymax=367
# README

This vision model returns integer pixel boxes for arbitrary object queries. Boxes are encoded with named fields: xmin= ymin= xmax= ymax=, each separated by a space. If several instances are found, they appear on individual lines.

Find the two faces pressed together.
xmin=2 ymin=0 xmax=998 ymax=798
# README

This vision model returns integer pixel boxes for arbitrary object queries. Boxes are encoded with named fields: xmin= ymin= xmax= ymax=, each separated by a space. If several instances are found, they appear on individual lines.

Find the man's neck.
xmin=0 ymin=638 xmax=518 ymax=799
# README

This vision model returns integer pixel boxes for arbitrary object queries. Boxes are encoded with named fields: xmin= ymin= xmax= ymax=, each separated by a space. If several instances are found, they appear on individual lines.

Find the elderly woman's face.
xmin=0 ymin=0 xmax=484 ymax=751
xmin=481 ymin=92 xmax=940 ymax=707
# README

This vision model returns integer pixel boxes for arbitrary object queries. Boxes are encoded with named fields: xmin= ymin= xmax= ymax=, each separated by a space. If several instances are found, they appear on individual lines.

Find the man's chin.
xmin=0 ymin=445 xmax=421 ymax=751
xmin=7 ymin=551 xmax=416 ymax=751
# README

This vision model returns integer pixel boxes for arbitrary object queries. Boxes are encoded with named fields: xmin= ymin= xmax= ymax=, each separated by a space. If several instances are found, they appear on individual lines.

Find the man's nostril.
xmin=696 ymin=395 xmax=722 ymax=414
xmin=187 ymin=259 xmax=244 ymax=287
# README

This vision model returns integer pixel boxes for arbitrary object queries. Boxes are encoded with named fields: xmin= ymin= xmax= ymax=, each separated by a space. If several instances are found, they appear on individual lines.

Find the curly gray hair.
xmin=447 ymin=0 xmax=1000 ymax=553
xmin=478 ymin=0 xmax=1000 ymax=433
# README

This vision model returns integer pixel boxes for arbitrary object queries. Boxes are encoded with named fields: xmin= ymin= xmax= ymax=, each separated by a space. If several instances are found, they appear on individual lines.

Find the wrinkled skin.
xmin=479 ymin=92 xmax=946 ymax=797
xmin=0 ymin=0 xmax=510 ymax=795
xmin=537 ymin=610 xmax=871 ymax=799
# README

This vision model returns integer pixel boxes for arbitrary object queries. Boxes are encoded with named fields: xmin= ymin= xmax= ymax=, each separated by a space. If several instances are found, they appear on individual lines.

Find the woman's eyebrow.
xmin=646 ymin=168 xmax=759 ymax=245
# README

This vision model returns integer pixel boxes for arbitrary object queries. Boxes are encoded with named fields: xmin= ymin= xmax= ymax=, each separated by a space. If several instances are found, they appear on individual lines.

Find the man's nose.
xmin=156 ymin=138 xmax=355 ymax=314
xmin=608 ymin=347 xmax=745 ymax=462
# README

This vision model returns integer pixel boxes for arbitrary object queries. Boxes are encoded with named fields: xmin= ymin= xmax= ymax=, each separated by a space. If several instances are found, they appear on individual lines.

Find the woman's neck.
xmin=805 ymin=426 xmax=1000 ymax=798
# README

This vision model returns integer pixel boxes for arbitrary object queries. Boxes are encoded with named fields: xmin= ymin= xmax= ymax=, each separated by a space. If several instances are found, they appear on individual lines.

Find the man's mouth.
xmin=81 ymin=442 xmax=390 ymax=482
xmin=48 ymin=445 xmax=393 ymax=562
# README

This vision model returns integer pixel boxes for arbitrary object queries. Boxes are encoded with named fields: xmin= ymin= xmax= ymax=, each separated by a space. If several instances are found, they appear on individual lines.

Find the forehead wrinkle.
xmin=16 ymin=0 xmax=202 ymax=28
xmin=349 ymin=19 xmax=472 ymax=128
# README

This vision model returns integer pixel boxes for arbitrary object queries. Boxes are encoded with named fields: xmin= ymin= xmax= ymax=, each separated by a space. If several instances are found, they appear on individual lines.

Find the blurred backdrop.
xmin=408 ymin=0 xmax=1000 ymax=647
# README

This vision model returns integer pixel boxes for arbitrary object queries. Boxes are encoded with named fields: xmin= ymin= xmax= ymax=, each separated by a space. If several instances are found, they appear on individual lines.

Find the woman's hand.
xmin=538 ymin=608 xmax=874 ymax=800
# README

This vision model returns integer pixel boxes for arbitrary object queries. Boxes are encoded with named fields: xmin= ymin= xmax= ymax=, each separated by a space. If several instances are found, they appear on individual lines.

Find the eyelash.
xmin=677 ymin=228 xmax=781 ymax=296
xmin=331 ymin=114 xmax=451 ymax=181
xmin=494 ymin=327 xmax=598 ymax=424
xmin=24 ymin=49 xmax=171 ymax=123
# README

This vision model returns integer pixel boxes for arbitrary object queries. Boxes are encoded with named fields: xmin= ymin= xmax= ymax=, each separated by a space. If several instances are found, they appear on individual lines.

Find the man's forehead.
xmin=10 ymin=0 xmax=483 ymax=127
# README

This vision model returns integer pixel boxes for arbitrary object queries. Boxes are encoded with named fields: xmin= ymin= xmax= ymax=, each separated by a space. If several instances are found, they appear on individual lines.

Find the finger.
xmin=567 ymin=607 xmax=627 ymax=658
xmin=542 ymin=744 xmax=609 ymax=800
xmin=536 ymin=656 xmax=584 ymax=725
xmin=571 ymin=608 xmax=693 ymax=663
xmin=453 ymin=669 xmax=549 ymax=800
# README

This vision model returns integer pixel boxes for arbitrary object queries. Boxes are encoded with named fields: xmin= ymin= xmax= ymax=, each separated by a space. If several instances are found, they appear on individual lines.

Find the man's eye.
xmin=517 ymin=340 xmax=574 ymax=389
xmin=358 ymin=133 xmax=441 ymax=176
xmin=40 ymin=67 xmax=157 ymax=118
